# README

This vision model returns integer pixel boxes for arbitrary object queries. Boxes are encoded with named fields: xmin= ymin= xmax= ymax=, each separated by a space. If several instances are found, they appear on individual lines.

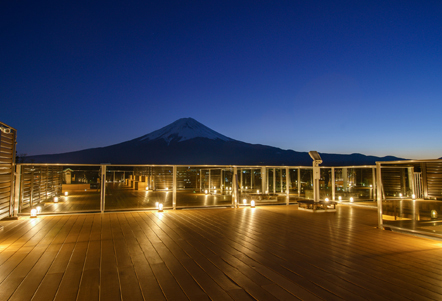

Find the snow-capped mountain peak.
xmin=139 ymin=118 xmax=233 ymax=144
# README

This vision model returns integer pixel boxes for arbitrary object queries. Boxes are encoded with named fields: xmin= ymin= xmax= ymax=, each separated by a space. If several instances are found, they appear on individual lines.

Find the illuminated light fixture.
xmin=146 ymin=187 xmax=149 ymax=191
xmin=229 ymin=187 xmax=232 ymax=191
xmin=85 ymin=189 xmax=87 ymax=191
xmin=214 ymin=186 xmax=216 ymax=189
xmin=205 ymin=190 xmax=208 ymax=194
xmin=158 ymin=203 xmax=163 ymax=212
xmin=30 ymin=209 xmax=37 ymax=218
xmin=251 ymin=200 xmax=255 ymax=208
xmin=325 ymin=198 xmax=329 ymax=202
xmin=431 ymin=210 xmax=438 ymax=219
xmin=246 ymin=186 xmax=248 ymax=189
xmin=257 ymin=190 xmax=260 ymax=194
xmin=165 ymin=187 xmax=169 ymax=190
xmin=338 ymin=196 xmax=342 ymax=202
xmin=54 ymin=197 xmax=59 ymax=203
xmin=64 ymin=192 xmax=68 ymax=196
xmin=214 ymin=190 xmax=217 ymax=194
xmin=412 ymin=194 xmax=416 ymax=199
xmin=370 ymin=185 xmax=373 ymax=188
xmin=155 ymin=202 xmax=159 ymax=208
xmin=350 ymin=197 xmax=354 ymax=203
xmin=37 ymin=206 xmax=42 ymax=214
xmin=266 ymin=190 xmax=268 ymax=194
xmin=243 ymin=199 xmax=247 ymax=204
xmin=399 ymin=193 xmax=403 ymax=198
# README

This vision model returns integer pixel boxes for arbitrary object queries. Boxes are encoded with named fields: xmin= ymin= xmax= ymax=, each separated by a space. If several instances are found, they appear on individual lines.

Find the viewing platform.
xmin=1 ymin=204 xmax=441 ymax=300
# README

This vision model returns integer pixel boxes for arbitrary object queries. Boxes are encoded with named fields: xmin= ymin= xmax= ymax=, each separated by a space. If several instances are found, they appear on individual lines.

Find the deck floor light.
xmin=350 ymin=197 xmax=354 ymax=203
xmin=257 ymin=190 xmax=260 ymax=194
xmin=64 ymin=192 xmax=68 ymax=196
xmin=399 ymin=193 xmax=403 ymax=198
xmin=37 ymin=206 xmax=42 ymax=214
xmin=205 ymin=190 xmax=208 ymax=194
xmin=30 ymin=209 xmax=37 ymax=218
xmin=155 ymin=202 xmax=159 ymax=208
xmin=431 ymin=210 xmax=438 ymax=219
xmin=158 ymin=203 xmax=164 ymax=212
xmin=412 ymin=194 xmax=416 ymax=199
xmin=338 ymin=196 xmax=342 ymax=202
xmin=325 ymin=198 xmax=329 ymax=202
xmin=54 ymin=197 xmax=59 ymax=203
xmin=243 ymin=199 xmax=247 ymax=205
xmin=251 ymin=200 xmax=255 ymax=208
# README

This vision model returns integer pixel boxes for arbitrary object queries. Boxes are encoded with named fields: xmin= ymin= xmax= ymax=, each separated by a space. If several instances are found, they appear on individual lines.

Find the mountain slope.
xmin=28 ymin=118 xmax=403 ymax=165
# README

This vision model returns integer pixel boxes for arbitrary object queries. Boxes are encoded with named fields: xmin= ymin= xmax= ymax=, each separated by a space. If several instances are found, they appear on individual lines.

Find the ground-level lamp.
xmin=251 ymin=200 xmax=255 ymax=208
xmin=158 ymin=203 xmax=164 ymax=212
xmin=350 ymin=197 xmax=354 ymax=203
xmin=30 ymin=209 xmax=38 ymax=218
xmin=64 ymin=192 xmax=68 ymax=196
xmin=54 ymin=197 xmax=59 ymax=203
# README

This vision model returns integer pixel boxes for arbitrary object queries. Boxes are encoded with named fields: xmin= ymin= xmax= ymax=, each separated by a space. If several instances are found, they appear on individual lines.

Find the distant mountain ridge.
xmin=28 ymin=117 xmax=403 ymax=166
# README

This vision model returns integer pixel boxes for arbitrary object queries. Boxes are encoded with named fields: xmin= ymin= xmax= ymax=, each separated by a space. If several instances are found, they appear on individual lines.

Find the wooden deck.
xmin=1 ymin=204 xmax=442 ymax=300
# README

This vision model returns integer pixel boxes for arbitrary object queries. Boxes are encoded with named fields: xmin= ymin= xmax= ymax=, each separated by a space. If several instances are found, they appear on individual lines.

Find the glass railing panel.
xmin=20 ymin=165 xmax=100 ymax=215
xmin=104 ymin=165 xmax=172 ymax=211
xmin=382 ymin=199 xmax=442 ymax=234
xmin=319 ymin=168 xmax=332 ymax=200
xmin=288 ymin=169 xmax=298 ymax=194
xmin=176 ymin=166 xmax=232 ymax=208
xmin=335 ymin=167 xmax=375 ymax=202
xmin=300 ymin=168 xmax=313 ymax=199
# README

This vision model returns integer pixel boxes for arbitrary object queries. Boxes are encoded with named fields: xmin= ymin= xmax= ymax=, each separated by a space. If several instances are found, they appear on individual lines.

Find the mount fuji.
xmin=28 ymin=118 xmax=402 ymax=165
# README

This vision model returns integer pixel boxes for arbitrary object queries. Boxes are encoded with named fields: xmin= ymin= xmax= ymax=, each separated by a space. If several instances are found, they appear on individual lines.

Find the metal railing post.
xmin=13 ymin=164 xmax=21 ymax=217
xmin=101 ymin=165 xmax=106 ymax=213
xmin=173 ymin=165 xmax=177 ymax=210
xmin=285 ymin=168 xmax=290 ymax=205
xmin=376 ymin=162 xmax=383 ymax=229
xmin=233 ymin=167 xmax=238 ymax=208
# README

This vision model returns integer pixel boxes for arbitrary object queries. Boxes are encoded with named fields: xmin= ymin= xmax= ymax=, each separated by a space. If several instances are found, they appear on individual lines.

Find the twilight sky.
xmin=2 ymin=1 xmax=442 ymax=159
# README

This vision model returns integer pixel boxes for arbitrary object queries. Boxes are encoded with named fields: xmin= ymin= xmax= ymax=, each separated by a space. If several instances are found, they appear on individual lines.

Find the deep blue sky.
xmin=2 ymin=1 xmax=441 ymax=159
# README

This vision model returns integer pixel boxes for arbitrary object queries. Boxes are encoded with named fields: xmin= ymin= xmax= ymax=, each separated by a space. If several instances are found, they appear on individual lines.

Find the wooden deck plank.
xmin=141 ymin=213 xmax=233 ymax=301
xmin=187 ymin=211 xmax=385 ymax=301
xmin=1 ymin=204 xmax=442 ymax=300
xmin=8 ymin=216 xmax=78 ymax=301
